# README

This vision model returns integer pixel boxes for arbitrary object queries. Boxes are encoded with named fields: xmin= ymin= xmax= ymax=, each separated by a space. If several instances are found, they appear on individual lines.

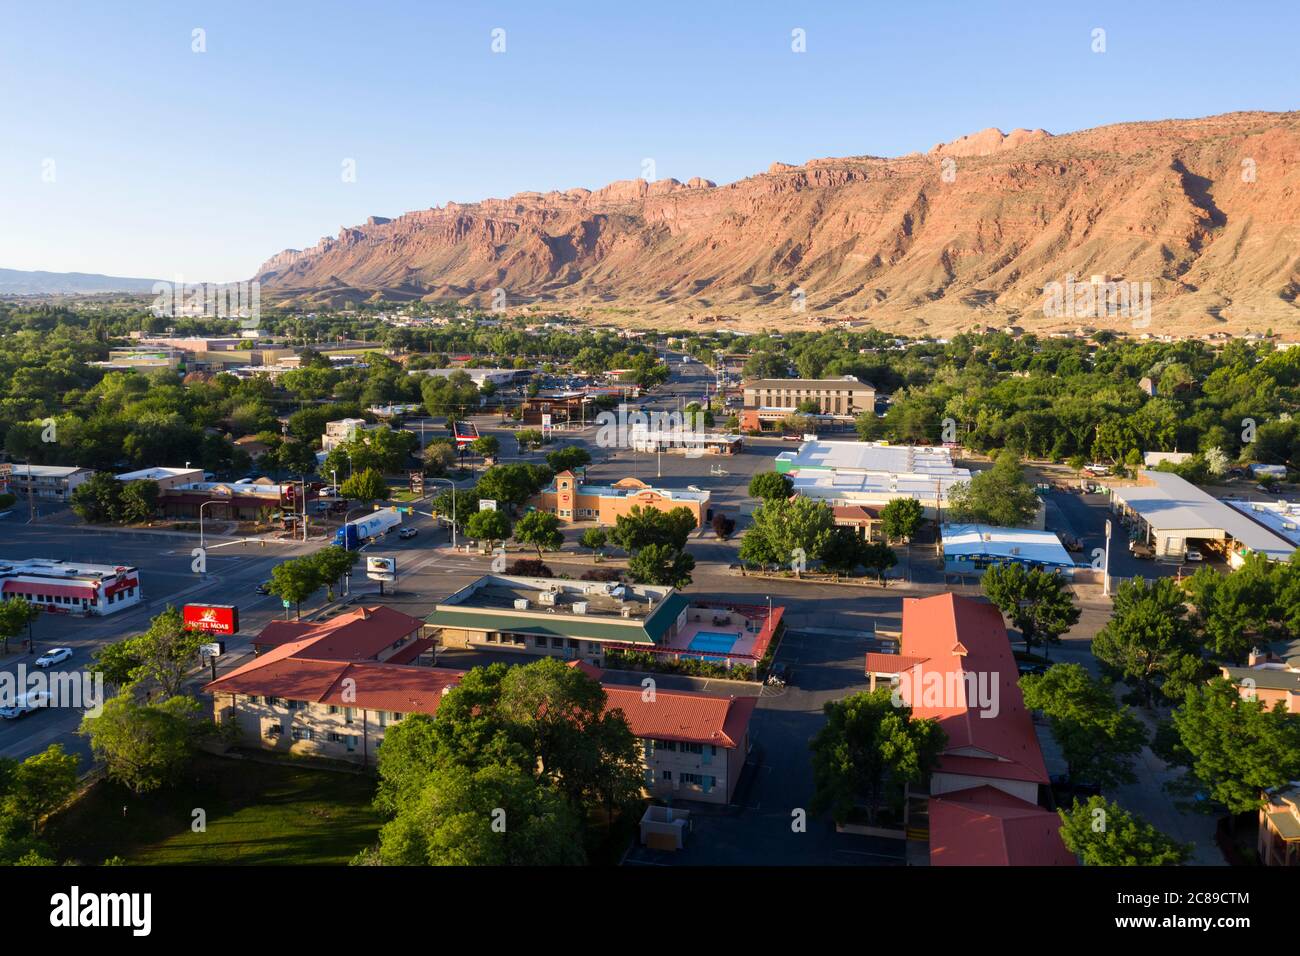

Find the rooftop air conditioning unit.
xmin=538 ymin=591 xmax=557 ymax=606
xmin=573 ymin=602 xmax=588 ymax=615
xmin=621 ymin=606 xmax=633 ymax=619
xmin=513 ymin=598 xmax=530 ymax=611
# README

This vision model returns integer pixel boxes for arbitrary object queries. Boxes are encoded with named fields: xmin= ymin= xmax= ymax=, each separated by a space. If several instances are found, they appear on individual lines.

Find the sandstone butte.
xmin=255 ymin=111 xmax=1300 ymax=337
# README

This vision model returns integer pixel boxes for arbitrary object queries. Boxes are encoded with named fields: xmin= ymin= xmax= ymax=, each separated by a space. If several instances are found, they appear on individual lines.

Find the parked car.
xmin=319 ymin=486 xmax=339 ymax=498
xmin=399 ymin=527 xmax=418 ymax=539
xmin=34 ymin=647 xmax=73 ymax=668
xmin=0 ymin=691 xmax=50 ymax=719
xmin=255 ymin=581 xmax=272 ymax=595
xmin=1017 ymin=661 xmax=1049 ymax=676
xmin=766 ymin=661 xmax=792 ymax=686
xmin=1185 ymin=549 xmax=1204 ymax=562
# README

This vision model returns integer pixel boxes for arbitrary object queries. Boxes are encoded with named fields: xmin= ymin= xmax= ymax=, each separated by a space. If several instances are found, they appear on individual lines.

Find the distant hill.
xmin=0 ymin=268 xmax=160 ymax=295
xmin=254 ymin=110 xmax=1300 ymax=335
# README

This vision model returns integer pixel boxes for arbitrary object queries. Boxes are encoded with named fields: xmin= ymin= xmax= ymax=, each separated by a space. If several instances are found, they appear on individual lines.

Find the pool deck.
xmin=665 ymin=621 xmax=761 ymax=659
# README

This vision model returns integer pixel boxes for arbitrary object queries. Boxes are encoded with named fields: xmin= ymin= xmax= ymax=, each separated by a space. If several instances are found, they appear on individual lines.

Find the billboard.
xmin=366 ymin=556 xmax=396 ymax=582
xmin=182 ymin=603 xmax=239 ymax=635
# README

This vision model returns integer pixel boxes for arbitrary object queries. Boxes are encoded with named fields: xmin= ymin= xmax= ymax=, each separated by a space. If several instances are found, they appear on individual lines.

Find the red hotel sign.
xmin=183 ymin=604 xmax=240 ymax=635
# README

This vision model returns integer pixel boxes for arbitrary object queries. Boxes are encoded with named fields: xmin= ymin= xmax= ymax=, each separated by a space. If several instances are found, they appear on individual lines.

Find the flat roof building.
xmin=941 ymin=524 xmax=1076 ymax=576
xmin=1 ymin=464 xmax=94 ymax=501
xmin=742 ymin=375 xmax=875 ymax=421
xmin=427 ymin=574 xmax=782 ymax=671
xmin=529 ymin=472 xmax=710 ymax=527
xmin=0 ymin=558 xmax=142 ymax=616
xmin=1110 ymin=471 xmax=1296 ymax=565
xmin=116 ymin=466 xmax=205 ymax=490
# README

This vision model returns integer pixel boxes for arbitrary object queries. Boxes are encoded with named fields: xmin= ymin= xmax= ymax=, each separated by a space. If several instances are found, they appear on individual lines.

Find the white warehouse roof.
xmin=941 ymin=524 xmax=1075 ymax=568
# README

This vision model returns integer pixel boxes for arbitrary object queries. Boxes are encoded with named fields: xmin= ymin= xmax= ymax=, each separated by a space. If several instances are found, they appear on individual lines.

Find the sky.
xmin=1 ymin=1 xmax=1297 ymax=282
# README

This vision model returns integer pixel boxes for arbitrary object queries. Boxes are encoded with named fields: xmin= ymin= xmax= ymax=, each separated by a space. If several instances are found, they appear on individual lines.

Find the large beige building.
xmin=741 ymin=374 xmax=875 ymax=425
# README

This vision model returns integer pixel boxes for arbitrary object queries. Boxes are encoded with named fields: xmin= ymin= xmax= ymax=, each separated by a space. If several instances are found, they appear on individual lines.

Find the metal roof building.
xmin=1110 ymin=471 xmax=1296 ymax=564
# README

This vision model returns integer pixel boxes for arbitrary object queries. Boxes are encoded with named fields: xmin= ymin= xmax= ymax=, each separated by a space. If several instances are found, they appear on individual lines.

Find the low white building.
xmin=115 ymin=466 xmax=204 ymax=490
xmin=0 ymin=558 xmax=143 ymax=615
xmin=2 ymin=465 xmax=94 ymax=501
xmin=941 ymin=524 xmax=1075 ymax=576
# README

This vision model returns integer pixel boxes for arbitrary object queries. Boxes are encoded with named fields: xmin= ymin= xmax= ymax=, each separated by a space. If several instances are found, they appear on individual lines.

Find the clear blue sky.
xmin=1 ymin=1 xmax=1296 ymax=281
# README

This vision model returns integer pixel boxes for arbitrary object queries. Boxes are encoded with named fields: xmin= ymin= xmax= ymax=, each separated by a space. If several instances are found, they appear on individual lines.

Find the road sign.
xmin=199 ymin=641 xmax=225 ymax=658
xmin=281 ymin=599 xmax=291 ymax=609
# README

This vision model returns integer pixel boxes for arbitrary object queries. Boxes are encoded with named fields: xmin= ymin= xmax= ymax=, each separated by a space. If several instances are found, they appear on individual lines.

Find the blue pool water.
xmin=688 ymin=631 xmax=740 ymax=654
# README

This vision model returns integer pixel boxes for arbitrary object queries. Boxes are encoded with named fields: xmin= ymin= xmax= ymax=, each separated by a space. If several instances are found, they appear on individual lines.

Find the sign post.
xmin=366 ymin=556 xmax=396 ymax=595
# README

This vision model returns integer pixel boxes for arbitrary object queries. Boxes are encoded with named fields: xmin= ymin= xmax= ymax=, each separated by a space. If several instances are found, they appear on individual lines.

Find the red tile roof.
xmin=899 ymin=593 xmax=1049 ymax=786
xmin=928 ymin=786 xmax=1076 ymax=866
xmin=208 ymin=616 xmax=756 ymax=745
xmin=602 ymin=685 xmax=756 ymax=748
xmin=253 ymin=606 xmax=423 ymax=662
xmin=864 ymin=652 xmax=929 ymax=674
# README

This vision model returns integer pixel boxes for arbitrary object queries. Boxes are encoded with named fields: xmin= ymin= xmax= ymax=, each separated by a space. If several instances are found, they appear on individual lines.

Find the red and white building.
xmin=0 ymin=558 xmax=142 ymax=615
xmin=865 ymin=593 xmax=1075 ymax=866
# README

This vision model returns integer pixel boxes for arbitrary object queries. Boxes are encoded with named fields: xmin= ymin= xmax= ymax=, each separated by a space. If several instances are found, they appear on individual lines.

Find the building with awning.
xmin=0 ymin=558 xmax=142 ymax=615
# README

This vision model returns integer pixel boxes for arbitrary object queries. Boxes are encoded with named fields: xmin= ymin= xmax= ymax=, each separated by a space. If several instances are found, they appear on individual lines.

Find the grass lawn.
xmin=47 ymin=753 xmax=381 ymax=866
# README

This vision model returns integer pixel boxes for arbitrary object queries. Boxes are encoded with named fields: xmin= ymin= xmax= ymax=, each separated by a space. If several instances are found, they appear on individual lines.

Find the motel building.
xmin=205 ymin=609 xmax=756 ymax=804
xmin=426 ymin=574 xmax=783 ymax=673
xmin=528 ymin=471 xmax=710 ymax=527
xmin=0 ymin=559 xmax=142 ymax=616
xmin=864 ymin=593 xmax=1075 ymax=866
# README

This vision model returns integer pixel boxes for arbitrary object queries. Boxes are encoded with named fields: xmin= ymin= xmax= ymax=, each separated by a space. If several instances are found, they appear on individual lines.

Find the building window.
xmin=661 ymin=770 xmax=672 ymax=781
xmin=291 ymin=727 xmax=313 ymax=741
xmin=344 ymin=707 xmax=355 ymax=724
xmin=534 ymin=636 xmax=547 ymax=647
xmin=550 ymin=637 xmax=564 ymax=648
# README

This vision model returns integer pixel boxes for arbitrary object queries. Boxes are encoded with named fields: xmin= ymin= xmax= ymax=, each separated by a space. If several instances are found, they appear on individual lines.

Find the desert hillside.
xmin=255 ymin=112 xmax=1300 ymax=335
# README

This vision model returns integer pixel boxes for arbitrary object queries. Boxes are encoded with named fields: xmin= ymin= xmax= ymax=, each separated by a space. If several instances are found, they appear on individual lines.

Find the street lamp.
xmin=198 ymin=499 xmax=223 ymax=556
xmin=425 ymin=477 xmax=458 ymax=550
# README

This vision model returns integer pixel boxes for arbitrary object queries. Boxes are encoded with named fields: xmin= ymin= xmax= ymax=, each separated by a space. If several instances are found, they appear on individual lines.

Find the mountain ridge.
xmin=255 ymin=110 xmax=1300 ymax=334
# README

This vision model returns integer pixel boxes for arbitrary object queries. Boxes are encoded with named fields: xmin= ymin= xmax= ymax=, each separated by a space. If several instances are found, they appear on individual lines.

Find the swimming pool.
xmin=687 ymin=631 xmax=740 ymax=654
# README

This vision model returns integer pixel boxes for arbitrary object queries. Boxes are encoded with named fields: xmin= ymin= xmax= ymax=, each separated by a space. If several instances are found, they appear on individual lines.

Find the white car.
xmin=399 ymin=527 xmax=418 ymax=539
xmin=35 ymin=647 xmax=73 ymax=668
xmin=0 ymin=691 xmax=51 ymax=719
xmin=1185 ymin=549 xmax=1204 ymax=562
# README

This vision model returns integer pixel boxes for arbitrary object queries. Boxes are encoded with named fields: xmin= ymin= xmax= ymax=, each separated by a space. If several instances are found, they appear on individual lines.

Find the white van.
xmin=0 ymin=691 xmax=51 ymax=719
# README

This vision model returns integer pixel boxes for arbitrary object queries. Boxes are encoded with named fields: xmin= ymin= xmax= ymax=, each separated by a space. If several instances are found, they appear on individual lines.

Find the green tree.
xmin=465 ymin=508 xmax=513 ymax=548
xmin=515 ymin=428 xmax=545 ymax=450
xmin=1058 ymin=796 xmax=1191 ymax=866
xmin=470 ymin=434 xmax=500 ymax=459
xmin=860 ymin=541 xmax=898 ymax=585
xmin=748 ymin=471 xmax=793 ymax=501
xmin=4 ymin=744 xmax=79 ymax=835
xmin=0 ymin=598 xmax=37 ymax=656
xmin=1158 ymin=678 xmax=1300 ymax=818
xmin=819 ymin=526 xmax=867 ymax=573
xmin=69 ymin=471 xmax=124 ymax=523
xmin=104 ymin=606 xmax=206 ymax=698
xmin=270 ymin=557 xmax=323 ymax=620
xmin=1091 ymin=577 xmax=1208 ymax=707
xmin=117 ymin=480 xmax=159 ymax=523
xmin=377 ymin=762 xmax=586 ymax=865
xmin=611 ymin=505 xmax=696 ymax=553
xmin=80 ymin=694 xmax=204 ymax=795
xmin=580 ymin=527 xmax=608 ymax=555
xmin=739 ymin=496 xmax=835 ymax=574
xmin=476 ymin=463 xmax=553 ymax=509
xmin=546 ymin=445 xmax=591 ymax=474
xmin=1019 ymin=663 xmax=1146 ymax=788
xmin=809 ymin=688 xmax=946 ymax=826
xmin=340 ymin=467 xmax=387 ymax=504
xmin=627 ymin=543 xmax=695 ymax=587
xmin=981 ymin=562 xmax=1080 ymax=656
xmin=422 ymin=440 xmax=457 ymax=476
xmin=513 ymin=510 xmax=564 ymax=560
xmin=946 ymin=451 xmax=1039 ymax=527
xmin=306 ymin=545 xmax=359 ymax=601
xmin=880 ymin=497 xmax=924 ymax=543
